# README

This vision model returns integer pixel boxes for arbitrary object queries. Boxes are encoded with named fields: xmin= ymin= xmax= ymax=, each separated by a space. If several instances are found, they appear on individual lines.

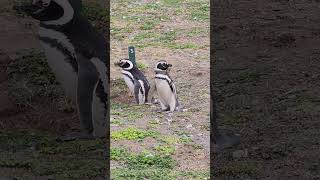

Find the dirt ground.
xmin=212 ymin=0 xmax=320 ymax=179
xmin=110 ymin=0 xmax=210 ymax=179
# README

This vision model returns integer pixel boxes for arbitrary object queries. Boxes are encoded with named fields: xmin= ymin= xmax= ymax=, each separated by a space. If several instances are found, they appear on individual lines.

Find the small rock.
xmin=186 ymin=124 xmax=193 ymax=129
xmin=232 ymin=149 xmax=248 ymax=159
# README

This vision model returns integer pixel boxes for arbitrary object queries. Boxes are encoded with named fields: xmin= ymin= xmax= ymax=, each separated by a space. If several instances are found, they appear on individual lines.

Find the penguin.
xmin=114 ymin=59 xmax=151 ymax=104
xmin=153 ymin=60 xmax=180 ymax=112
xmin=15 ymin=0 xmax=109 ymax=140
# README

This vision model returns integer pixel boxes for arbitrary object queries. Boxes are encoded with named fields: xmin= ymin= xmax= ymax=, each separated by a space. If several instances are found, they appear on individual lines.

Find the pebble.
xmin=186 ymin=124 xmax=193 ymax=129
xmin=232 ymin=149 xmax=248 ymax=159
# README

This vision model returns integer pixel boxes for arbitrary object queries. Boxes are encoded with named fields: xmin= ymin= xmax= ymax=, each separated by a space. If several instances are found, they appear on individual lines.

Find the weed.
xmin=7 ymin=50 xmax=65 ymax=106
xmin=111 ymin=148 xmax=131 ymax=161
xmin=190 ymin=4 xmax=209 ymax=21
xmin=82 ymin=2 xmax=108 ymax=23
xmin=0 ymin=159 xmax=32 ymax=169
xmin=154 ymin=145 xmax=175 ymax=155
xmin=137 ymin=62 xmax=148 ymax=70
xmin=111 ymin=127 xmax=160 ymax=140
xmin=126 ymin=151 xmax=175 ymax=169
xmin=159 ymin=136 xmax=180 ymax=145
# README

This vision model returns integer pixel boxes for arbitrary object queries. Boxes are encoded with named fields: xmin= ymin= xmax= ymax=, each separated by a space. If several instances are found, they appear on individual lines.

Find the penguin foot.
xmin=56 ymin=131 xmax=95 ymax=142
xmin=156 ymin=108 xmax=170 ymax=113
xmin=152 ymin=99 xmax=160 ymax=104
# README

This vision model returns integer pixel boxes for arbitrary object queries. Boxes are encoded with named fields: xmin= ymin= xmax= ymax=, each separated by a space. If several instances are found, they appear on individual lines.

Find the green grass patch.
xmin=162 ymin=0 xmax=184 ymax=6
xmin=7 ymin=49 xmax=65 ymax=106
xmin=190 ymin=4 xmax=209 ymax=21
xmin=33 ymin=159 xmax=105 ymax=179
xmin=137 ymin=62 xmax=148 ymax=70
xmin=187 ymin=27 xmax=209 ymax=37
xmin=0 ymin=131 xmax=106 ymax=179
xmin=111 ymin=127 xmax=160 ymax=140
xmin=112 ymin=168 xmax=209 ymax=180
xmin=126 ymin=151 xmax=174 ymax=169
xmin=111 ymin=148 xmax=131 ymax=161
xmin=82 ymin=2 xmax=109 ymax=23
xmin=0 ymin=159 xmax=33 ymax=169
xmin=154 ymin=145 xmax=175 ymax=155
xmin=159 ymin=135 xmax=180 ymax=145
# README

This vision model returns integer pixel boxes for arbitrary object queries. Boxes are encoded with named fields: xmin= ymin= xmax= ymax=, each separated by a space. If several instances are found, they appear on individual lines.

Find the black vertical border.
xmin=105 ymin=0 xmax=111 ymax=178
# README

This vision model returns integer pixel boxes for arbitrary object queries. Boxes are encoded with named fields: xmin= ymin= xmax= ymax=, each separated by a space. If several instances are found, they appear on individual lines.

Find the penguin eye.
xmin=42 ymin=0 xmax=51 ymax=7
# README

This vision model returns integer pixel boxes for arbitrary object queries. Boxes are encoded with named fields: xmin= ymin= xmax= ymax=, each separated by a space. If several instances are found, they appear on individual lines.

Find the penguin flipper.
xmin=76 ymin=55 xmax=99 ymax=134
xmin=92 ymin=80 xmax=108 ymax=138
xmin=147 ymin=79 xmax=157 ymax=104
xmin=133 ymin=80 xmax=140 ymax=104
xmin=90 ymin=57 xmax=109 ymax=137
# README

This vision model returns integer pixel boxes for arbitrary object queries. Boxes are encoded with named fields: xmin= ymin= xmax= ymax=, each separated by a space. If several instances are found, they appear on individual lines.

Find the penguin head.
xmin=155 ymin=60 xmax=172 ymax=71
xmin=115 ymin=59 xmax=134 ymax=71
xmin=14 ymin=0 xmax=82 ymax=26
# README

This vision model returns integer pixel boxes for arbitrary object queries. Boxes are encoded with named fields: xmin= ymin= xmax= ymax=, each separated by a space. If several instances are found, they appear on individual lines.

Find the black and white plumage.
xmin=153 ymin=60 xmax=180 ymax=112
xmin=115 ymin=59 xmax=150 ymax=104
xmin=16 ymin=0 xmax=109 ymax=139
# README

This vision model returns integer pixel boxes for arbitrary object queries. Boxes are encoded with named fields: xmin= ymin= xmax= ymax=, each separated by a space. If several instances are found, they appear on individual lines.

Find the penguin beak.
xmin=114 ymin=61 xmax=122 ymax=66
xmin=168 ymin=64 xmax=172 ymax=67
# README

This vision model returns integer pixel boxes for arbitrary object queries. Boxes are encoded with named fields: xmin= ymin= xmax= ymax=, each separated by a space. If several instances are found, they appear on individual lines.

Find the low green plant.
xmin=111 ymin=127 xmax=160 ymax=140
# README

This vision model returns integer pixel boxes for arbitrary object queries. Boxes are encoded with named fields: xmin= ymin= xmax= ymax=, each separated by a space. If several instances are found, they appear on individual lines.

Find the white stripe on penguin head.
xmin=155 ymin=61 xmax=168 ymax=71
xmin=122 ymin=59 xmax=133 ymax=70
xmin=43 ymin=0 xmax=74 ymax=26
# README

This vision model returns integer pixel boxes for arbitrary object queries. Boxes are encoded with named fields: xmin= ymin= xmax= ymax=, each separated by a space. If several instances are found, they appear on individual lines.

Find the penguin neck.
xmin=39 ymin=17 xmax=75 ymax=32
xmin=155 ymin=70 xmax=168 ymax=75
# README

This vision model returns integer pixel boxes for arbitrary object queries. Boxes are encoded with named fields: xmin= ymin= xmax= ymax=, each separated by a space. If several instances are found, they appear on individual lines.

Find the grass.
xmin=154 ymin=145 xmax=175 ymax=155
xmin=112 ymin=168 xmax=209 ymax=180
xmin=111 ymin=0 xmax=209 ymax=50
xmin=111 ymin=103 xmax=145 ymax=121
xmin=111 ymin=127 xmax=160 ymax=140
xmin=111 ymin=147 xmax=177 ymax=179
xmin=6 ymin=49 xmax=64 ymax=106
xmin=0 ymin=130 xmax=106 ymax=179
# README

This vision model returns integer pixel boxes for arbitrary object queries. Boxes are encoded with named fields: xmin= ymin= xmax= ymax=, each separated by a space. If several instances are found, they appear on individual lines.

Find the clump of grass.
xmin=140 ymin=21 xmax=157 ymax=30
xmin=82 ymin=2 xmax=108 ymax=23
xmin=6 ymin=49 xmax=65 ymax=107
xmin=137 ymin=62 xmax=148 ymax=70
xmin=111 ymin=148 xmax=131 ymax=161
xmin=111 ymin=127 xmax=160 ymax=140
xmin=190 ymin=4 xmax=209 ymax=21
xmin=162 ymin=0 xmax=184 ymax=6
xmin=159 ymin=135 xmax=180 ymax=145
xmin=112 ymin=168 xmax=173 ymax=179
xmin=126 ymin=151 xmax=174 ymax=169
xmin=0 ymin=159 xmax=32 ymax=169
xmin=111 ymin=78 xmax=129 ymax=98
xmin=154 ymin=145 xmax=175 ymax=155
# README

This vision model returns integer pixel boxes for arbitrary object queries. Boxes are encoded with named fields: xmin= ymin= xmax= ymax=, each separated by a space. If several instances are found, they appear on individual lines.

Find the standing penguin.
xmin=153 ymin=60 xmax=180 ymax=112
xmin=115 ymin=59 xmax=150 ymax=104
xmin=15 ymin=0 xmax=109 ymax=139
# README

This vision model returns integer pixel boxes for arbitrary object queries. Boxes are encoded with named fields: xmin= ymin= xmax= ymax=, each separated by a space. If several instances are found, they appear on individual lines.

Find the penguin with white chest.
xmin=153 ymin=60 xmax=180 ymax=112
xmin=15 ymin=0 xmax=109 ymax=140
xmin=115 ymin=59 xmax=150 ymax=104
